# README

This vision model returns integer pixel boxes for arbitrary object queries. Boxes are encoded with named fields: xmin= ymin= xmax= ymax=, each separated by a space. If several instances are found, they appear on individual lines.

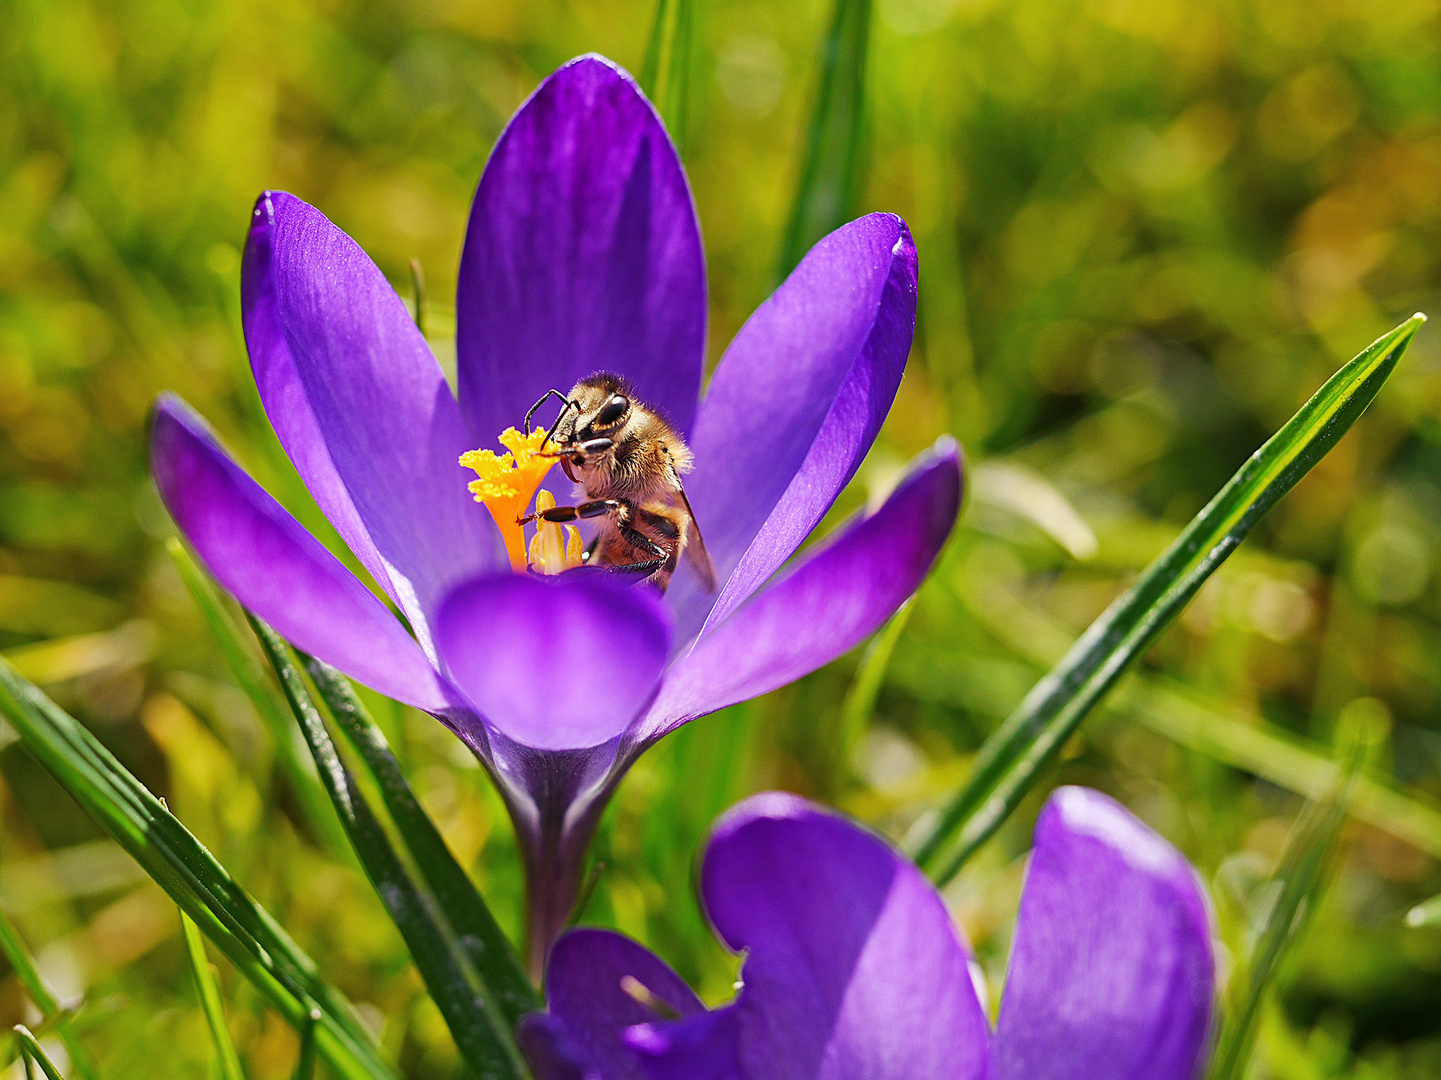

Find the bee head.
xmin=567 ymin=373 xmax=634 ymax=443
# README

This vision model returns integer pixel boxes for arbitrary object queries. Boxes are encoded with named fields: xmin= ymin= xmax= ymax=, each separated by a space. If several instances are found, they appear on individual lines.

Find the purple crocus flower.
xmin=149 ymin=53 xmax=961 ymax=973
xmin=520 ymin=786 xmax=1215 ymax=1080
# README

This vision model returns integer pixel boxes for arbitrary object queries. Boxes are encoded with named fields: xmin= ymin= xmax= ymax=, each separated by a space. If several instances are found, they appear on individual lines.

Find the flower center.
xmin=460 ymin=427 xmax=583 ymax=575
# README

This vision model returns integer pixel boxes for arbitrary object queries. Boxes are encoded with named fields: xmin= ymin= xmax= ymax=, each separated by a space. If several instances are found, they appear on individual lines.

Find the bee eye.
xmin=594 ymin=395 xmax=629 ymax=427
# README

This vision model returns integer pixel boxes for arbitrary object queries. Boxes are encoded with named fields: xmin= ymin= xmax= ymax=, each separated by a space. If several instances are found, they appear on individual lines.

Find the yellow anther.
xmin=528 ymin=491 xmax=585 ymax=575
xmin=460 ymin=427 xmax=558 ymax=572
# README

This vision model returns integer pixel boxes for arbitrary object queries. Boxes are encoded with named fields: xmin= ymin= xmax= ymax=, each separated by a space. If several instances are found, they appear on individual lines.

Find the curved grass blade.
xmin=777 ymin=0 xmax=873 ymax=278
xmin=250 ymin=619 xmax=528 ymax=1080
xmin=301 ymin=656 xmax=539 ymax=1025
xmin=0 ymin=909 xmax=96 ymax=1080
xmin=0 ymin=658 xmax=397 ymax=1080
xmin=168 ymin=539 xmax=350 ymax=857
xmin=913 ymin=315 xmax=1426 ymax=883
xmin=639 ymin=0 xmax=694 ymax=152
xmin=182 ymin=908 xmax=248 ymax=1080
xmin=11 ymin=1026 xmax=65 ymax=1080
xmin=1207 ymin=728 xmax=1367 ymax=1080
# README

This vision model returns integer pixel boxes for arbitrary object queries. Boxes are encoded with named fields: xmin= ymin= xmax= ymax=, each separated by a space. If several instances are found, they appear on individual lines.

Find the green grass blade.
xmin=181 ymin=908 xmax=247 ymax=1080
xmin=0 ymin=658 xmax=397 ymax=1080
xmin=950 ymin=567 xmax=1441 ymax=861
xmin=913 ymin=315 xmax=1425 ymax=883
xmin=0 ymin=906 xmax=60 ymax=1015
xmin=11 ymin=1026 xmax=66 ymax=1080
xmin=777 ymin=0 xmax=873 ymax=278
xmin=249 ymin=619 xmax=528 ymax=1080
xmin=639 ymin=0 xmax=693 ymax=152
xmin=1406 ymin=894 xmax=1441 ymax=928
xmin=301 ymin=656 xmax=539 ymax=1025
xmin=167 ymin=539 xmax=350 ymax=857
xmin=293 ymin=1010 xmax=320 ymax=1080
xmin=639 ymin=0 xmax=670 ymax=92
xmin=840 ymin=600 xmax=914 ymax=758
xmin=1207 ymin=730 xmax=1366 ymax=1080
xmin=0 ymin=909 xmax=96 ymax=1080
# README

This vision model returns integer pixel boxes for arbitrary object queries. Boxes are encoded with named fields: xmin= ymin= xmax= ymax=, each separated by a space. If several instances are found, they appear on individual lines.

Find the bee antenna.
xmin=524 ymin=389 xmax=576 ymax=438
xmin=542 ymin=402 xmax=579 ymax=452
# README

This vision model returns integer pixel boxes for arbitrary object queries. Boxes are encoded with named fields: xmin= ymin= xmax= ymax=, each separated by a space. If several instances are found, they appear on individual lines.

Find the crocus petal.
xmin=680 ymin=792 xmax=989 ymax=1080
xmin=517 ymin=1013 xmax=602 ymax=1080
xmin=244 ymin=191 xmax=499 ymax=657
xmin=992 ymin=786 xmax=1215 ymax=1080
xmin=545 ymin=928 xmax=705 ymax=1080
xmin=456 ymin=55 xmax=705 ymax=444
xmin=637 ymin=440 xmax=960 ymax=741
xmin=434 ymin=573 xmax=672 ymax=750
xmin=625 ymin=1009 xmax=743 ymax=1080
xmin=150 ymin=395 xmax=454 ymax=713
xmin=669 ymin=214 xmax=916 ymax=640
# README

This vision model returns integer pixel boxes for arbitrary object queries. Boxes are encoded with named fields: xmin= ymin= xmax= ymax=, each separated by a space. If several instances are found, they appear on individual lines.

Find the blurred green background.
xmin=3 ymin=0 xmax=1441 ymax=1076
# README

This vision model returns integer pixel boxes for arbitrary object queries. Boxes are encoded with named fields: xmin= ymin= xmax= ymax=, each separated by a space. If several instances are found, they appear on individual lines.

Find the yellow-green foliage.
xmin=1 ymin=0 xmax=1440 ymax=1076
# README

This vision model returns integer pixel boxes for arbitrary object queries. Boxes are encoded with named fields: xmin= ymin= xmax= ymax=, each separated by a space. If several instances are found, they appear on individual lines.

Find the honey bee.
xmin=519 ymin=373 xmax=717 ymax=593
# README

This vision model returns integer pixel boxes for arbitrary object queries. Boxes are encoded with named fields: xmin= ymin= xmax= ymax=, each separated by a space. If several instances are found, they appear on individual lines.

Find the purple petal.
xmin=545 ymin=928 xmax=705 ymax=1080
xmin=243 ymin=191 xmax=500 ymax=657
xmin=434 ymin=573 xmax=672 ymax=750
xmin=517 ymin=1013 xmax=603 ymax=1080
xmin=625 ymin=1010 xmax=744 ymax=1080
xmin=992 ymin=787 xmax=1215 ymax=1080
xmin=689 ymin=793 xmax=990 ymax=1080
xmin=151 ymin=395 xmax=453 ymax=712
xmin=457 ymin=55 xmax=705 ymax=445
xmin=637 ymin=440 xmax=961 ymax=741
xmin=668 ymin=214 xmax=917 ymax=639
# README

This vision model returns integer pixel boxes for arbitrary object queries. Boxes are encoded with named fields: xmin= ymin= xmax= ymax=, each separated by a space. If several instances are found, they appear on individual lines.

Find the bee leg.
xmin=518 ymin=499 xmax=622 ymax=526
xmin=600 ymin=558 xmax=668 ymax=583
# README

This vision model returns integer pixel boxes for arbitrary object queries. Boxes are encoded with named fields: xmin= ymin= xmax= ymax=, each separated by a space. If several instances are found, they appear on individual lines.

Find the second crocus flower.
xmin=522 ymin=787 xmax=1216 ymax=1080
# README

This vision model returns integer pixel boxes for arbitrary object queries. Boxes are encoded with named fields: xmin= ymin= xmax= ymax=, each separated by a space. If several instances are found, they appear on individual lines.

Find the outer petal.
xmin=434 ymin=573 xmax=672 ymax=751
xmin=150 ymin=395 xmax=453 ymax=712
xmin=457 ymin=55 xmax=705 ymax=443
xmin=992 ymin=787 xmax=1215 ymax=1080
xmin=681 ymin=793 xmax=990 ymax=1080
xmin=669 ymin=214 xmax=916 ymax=640
xmin=636 ymin=440 xmax=961 ymax=741
xmin=544 ymin=928 xmax=705 ymax=1080
xmin=244 ymin=191 xmax=499 ymax=656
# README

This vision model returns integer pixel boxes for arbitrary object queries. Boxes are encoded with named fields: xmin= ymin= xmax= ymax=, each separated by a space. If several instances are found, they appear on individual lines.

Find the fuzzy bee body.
xmin=523 ymin=373 xmax=716 ymax=593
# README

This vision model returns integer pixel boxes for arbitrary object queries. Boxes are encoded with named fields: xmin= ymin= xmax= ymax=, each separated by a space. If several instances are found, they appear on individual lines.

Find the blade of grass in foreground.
xmin=301 ymin=655 xmax=539 ymax=1026
xmin=251 ymin=619 xmax=528 ymax=1080
xmin=0 ymin=658 xmax=397 ymax=1080
xmin=639 ymin=0 xmax=694 ymax=153
xmin=777 ymin=0 xmax=873 ymax=279
xmin=951 ymin=565 xmax=1441 ymax=860
xmin=0 ymin=908 xmax=96 ymax=1080
xmin=1207 ymin=724 xmax=1368 ymax=1080
xmin=913 ymin=314 xmax=1426 ymax=883
xmin=182 ymin=908 xmax=247 ymax=1080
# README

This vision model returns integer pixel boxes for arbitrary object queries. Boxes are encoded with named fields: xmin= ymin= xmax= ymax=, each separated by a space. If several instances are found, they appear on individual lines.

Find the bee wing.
xmin=675 ymin=482 xmax=717 ymax=592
